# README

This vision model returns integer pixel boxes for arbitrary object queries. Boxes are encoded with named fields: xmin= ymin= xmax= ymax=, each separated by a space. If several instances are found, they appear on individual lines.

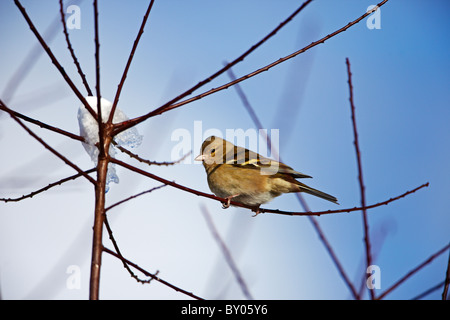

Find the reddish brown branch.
xmin=112 ymin=0 xmax=314 ymax=136
xmin=59 ymin=0 xmax=93 ymax=96
xmin=122 ymin=0 xmax=389 ymax=126
xmin=88 ymin=0 xmax=107 ymax=301
xmin=110 ymin=157 xmax=428 ymax=217
xmin=0 ymin=100 xmax=96 ymax=185
xmin=105 ymin=184 xmax=167 ymax=212
xmin=89 ymin=156 xmax=108 ymax=300
xmin=113 ymin=141 xmax=191 ymax=167
xmin=442 ymin=246 xmax=450 ymax=300
xmin=0 ymin=104 xmax=84 ymax=142
xmin=260 ymin=183 xmax=428 ymax=216
xmin=93 ymin=0 xmax=105 ymax=157
xmin=0 ymin=168 xmax=96 ymax=203
xmin=103 ymin=246 xmax=204 ymax=300
xmin=412 ymin=280 xmax=448 ymax=300
xmin=14 ymin=0 xmax=97 ymax=119
xmin=108 ymin=0 xmax=156 ymax=125
xmin=377 ymin=243 xmax=450 ymax=300
xmin=346 ymin=57 xmax=374 ymax=299
xmin=103 ymin=214 xmax=159 ymax=284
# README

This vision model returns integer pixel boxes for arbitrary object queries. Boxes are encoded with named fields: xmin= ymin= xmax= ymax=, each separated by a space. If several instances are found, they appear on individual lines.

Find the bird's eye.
xmin=210 ymin=148 xmax=216 ymax=156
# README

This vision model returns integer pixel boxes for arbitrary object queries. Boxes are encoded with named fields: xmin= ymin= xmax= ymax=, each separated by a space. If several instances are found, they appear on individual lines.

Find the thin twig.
xmin=112 ymin=0 xmax=314 ymax=136
xmin=107 ymin=0 xmax=156 ymax=125
xmin=59 ymin=0 xmax=93 ymax=96
xmin=377 ymin=243 xmax=450 ymax=300
xmin=110 ymin=156 xmax=428 ymax=217
xmin=200 ymin=204 xmax=253 ymax=300
xmin=103 ymin=214 xmax=159 ymax=284
xmin=105 ymin=184 xmax=167 ymax=212
xmin=411 ymin=280 xmax=447 ymax=300
xmin=93 ymin=0 xmax=105 ymax=157
xmin=0 ymin=168 xmax=95 ymax=202
xmin=113 ymin=141 xmax=191 ymax=166
xmin=103 ymin=246 xmax=204 ymax=300
xmin=14 ymin=0 xmax=97 ymax=119
xmin=0 ymin=104 xmax=84 ymax=142
xmin=346 ymin=57 xmax=374 ymax=299
xmin=0 ymin=100 xmax=96 ymax=185
xmin=116 ymin=0 xmax=389 ymax=129
xmin=442 ymin=244 xmax=450 ymax=300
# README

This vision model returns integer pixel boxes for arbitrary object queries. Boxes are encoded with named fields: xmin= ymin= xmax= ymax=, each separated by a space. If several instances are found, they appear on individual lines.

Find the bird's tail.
xmin=296 ymin=182 xmax=339 ymax=204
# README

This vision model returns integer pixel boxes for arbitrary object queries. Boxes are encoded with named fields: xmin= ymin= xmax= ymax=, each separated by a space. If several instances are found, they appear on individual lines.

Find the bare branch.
xmin=93 ymin=0 xmax=105 ymax=157
xmin=14 ymin=0 xmax=97 ymax=119
xmin=113 ymin=140 xmax=191 ymax=167
xmin=411 ymin=281 xmax=447 ymax=300
xmin=0 ymin=99 xmax=96 ymax=185
xmin=108 ymin=0 xmax=156 ymax=125
xmin=0 ymin=104 xmax=84 ymax=142
xmin=346 ymin=57 xmax=374 ymax=299
xmin=259 ymin=183 xmax=428 ymax=216
xmin=103 ymin=214 xmax=159 ymax=284
xmin=0 ymin=168 xmax=95 ymax=203
xmin=133 ymin=0 xmax=390 ymax=123
xmin=377 ymin=243 xmax=450 ymax=300
xmin=103 ymin=246 xmax=204 ymax=300
xmin=110 ymin=156 xmax=428 ymax=217
xmin=59 ymin=0 xmax=93 ymax=96
xmin=200 ymin=204 xmax=253 ymax=300
xmin=105 ymin=184 xmax=167 ymax=212
xmin=112 ymin=0 xmax=314 ymax=136
xmin=442 ymin=245 xmax=450 ymax=300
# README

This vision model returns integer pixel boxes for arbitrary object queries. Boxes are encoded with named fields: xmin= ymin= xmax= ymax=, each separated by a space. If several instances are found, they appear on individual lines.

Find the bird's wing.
xmin=225 ymin=146 xmax=312 ymax=178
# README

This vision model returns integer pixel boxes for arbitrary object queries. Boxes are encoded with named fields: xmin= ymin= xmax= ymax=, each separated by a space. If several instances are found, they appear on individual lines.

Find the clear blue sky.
xmin=0 ymin=0 xmax=449 ymax=299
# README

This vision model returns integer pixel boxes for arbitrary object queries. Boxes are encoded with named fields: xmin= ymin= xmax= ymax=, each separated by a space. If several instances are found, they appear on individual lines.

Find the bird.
xmin=194 ymin=136 xmax=338 ymax=215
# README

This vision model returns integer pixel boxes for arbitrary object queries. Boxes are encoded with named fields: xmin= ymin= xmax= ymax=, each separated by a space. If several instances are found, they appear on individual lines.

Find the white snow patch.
xmin=78 ymin=96 xmax=142 ymax=191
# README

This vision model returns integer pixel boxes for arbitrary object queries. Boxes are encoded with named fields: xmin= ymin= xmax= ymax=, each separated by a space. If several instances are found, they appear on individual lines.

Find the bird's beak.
xmin=194 ymin=154 xmax=205 ymax=161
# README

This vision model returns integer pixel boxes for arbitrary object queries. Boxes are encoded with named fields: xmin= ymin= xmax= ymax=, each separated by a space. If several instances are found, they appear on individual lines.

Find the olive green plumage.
xmin=195 ymin=136 xmax=338 ymax=210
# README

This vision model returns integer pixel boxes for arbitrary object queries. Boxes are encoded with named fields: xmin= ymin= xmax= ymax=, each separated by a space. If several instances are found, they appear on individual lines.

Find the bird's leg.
xmin=222 ymin=194 xmax=240 ymax=209
xmin=251 ymin=206 xmax=261 ymax=217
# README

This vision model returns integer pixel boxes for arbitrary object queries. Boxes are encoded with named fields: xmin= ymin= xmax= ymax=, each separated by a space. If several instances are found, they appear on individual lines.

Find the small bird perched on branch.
xmin=195 ymin=136 xmax=338 ymax=215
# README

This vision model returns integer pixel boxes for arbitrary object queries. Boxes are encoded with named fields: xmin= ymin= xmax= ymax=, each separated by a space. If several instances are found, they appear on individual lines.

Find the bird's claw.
xmin=251 ymin=206 xmax=261 ymax=217
xmin=221 ymin=194 xmax=239 ymax=209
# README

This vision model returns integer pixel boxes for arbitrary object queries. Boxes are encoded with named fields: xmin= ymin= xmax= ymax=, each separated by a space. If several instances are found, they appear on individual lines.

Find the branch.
xmin=14 ymin=0 xmax=97 ymax=119
xmin=103 ymin=214 xmax=159 ymax=284
xmin=112 ymin=140 xmax=191 ymax=167
xmin=346 ymin=57 xmax=374 ymax=299
xmin=0 ymin=168 xmax=96 ymax=203
xmin=442 ymin=245 xmax=450 ymax=300
xmin=121 ymin=0 xmax=389 ymax=126
xmin=107 ymin=0 xmax=156 ymax=125
xmin=103 ymin=246 xmax=204 ymax=300
xmin=110 ymin=157 xmax=428 ymax=217
xmin=200 ymin=204 xmax=253 ymax=300
xmin=59 ymin=0 xmax=93 ymax=96
xmin=0 ymin=104 xmax=84 ymax=142
xmin=0 ymin=100 xmax=96 ymax=185
xmin=105 ymin=184 xmax=167 ymax=212
xmin=93 ymin=0 xmax=105 ymax=157
xmin=259 ymin=183 xmax=428 ymax=216
xmin=411 ymin=280 xmax=448 ymax=300
xmin=112 ymin=0 xmax=314 ymax=136
xmin=377 ymin=243 xmax=450 ymax=300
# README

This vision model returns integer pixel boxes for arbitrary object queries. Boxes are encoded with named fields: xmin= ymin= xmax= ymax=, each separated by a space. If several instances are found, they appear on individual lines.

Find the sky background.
xmin=0 ymin=0 xmax=449 ymax=300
